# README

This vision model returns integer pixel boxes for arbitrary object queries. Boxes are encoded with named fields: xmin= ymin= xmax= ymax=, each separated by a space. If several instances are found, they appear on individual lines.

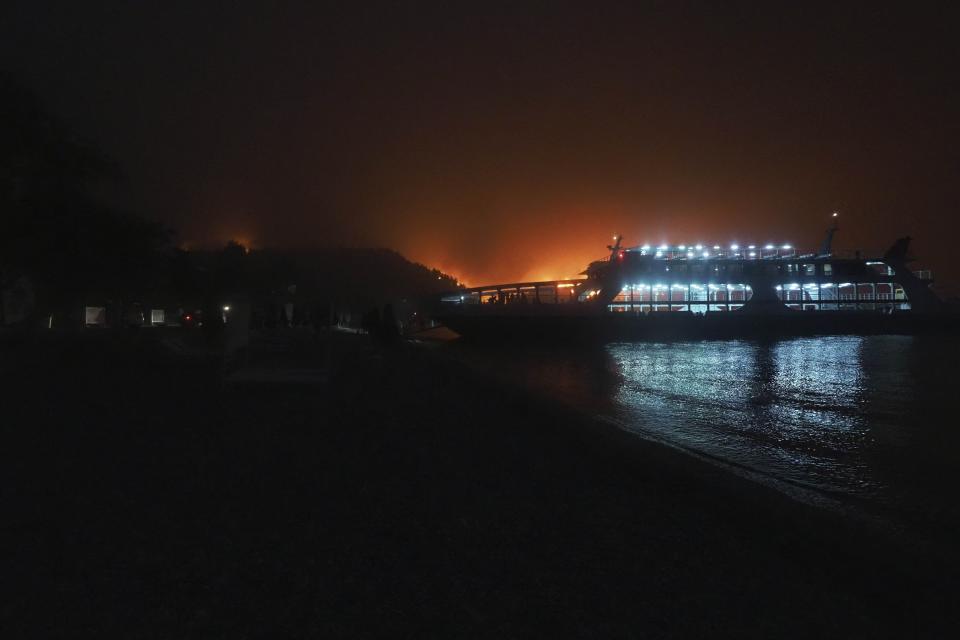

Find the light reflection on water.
xmin=456 ymin=335 xmax=960 ymax=527
xmin=603 ymin=335 xmax=960 ymax=526
xmin=608 ymin=337 xmax=878 ymax=496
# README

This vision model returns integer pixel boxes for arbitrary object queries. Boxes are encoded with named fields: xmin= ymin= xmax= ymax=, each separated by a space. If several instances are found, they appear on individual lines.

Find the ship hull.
xmin=438 ymin=310 xmax=960 ymax=343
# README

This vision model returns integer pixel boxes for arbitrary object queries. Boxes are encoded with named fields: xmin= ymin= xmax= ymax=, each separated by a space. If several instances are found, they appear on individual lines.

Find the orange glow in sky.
xmin=11 ymin=3 xmax=957 ymax=293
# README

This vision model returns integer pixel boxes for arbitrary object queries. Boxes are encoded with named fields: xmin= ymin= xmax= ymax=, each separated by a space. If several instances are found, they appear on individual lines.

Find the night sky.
xmin=3 ymin=2 xmax=959 ymax=289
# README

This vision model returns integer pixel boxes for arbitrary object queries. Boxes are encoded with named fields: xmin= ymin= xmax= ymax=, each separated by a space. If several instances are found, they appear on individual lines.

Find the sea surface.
xmin=455 ymin=335 xmax=960 ymax=536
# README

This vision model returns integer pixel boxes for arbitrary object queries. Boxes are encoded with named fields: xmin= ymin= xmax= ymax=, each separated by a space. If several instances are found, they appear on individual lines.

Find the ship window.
xmin=802 ymin=264 xmax=815 ymax=276
xmin=151 ymin=309 xmax=165 ymax=325
xmin=85 ymin=306 xmax=106 ymax=326
xmin=823 ymin=263 xmax=833 ymax=276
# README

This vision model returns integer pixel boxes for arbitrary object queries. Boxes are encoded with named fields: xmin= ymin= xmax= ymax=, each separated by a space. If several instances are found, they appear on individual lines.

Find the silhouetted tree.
xmin=0 ymin=73 xmax=170 ymax=325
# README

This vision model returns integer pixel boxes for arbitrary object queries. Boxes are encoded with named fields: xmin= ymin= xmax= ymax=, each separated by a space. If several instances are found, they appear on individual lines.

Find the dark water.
xmin=458 ymin=335 xmax=960 ymax=534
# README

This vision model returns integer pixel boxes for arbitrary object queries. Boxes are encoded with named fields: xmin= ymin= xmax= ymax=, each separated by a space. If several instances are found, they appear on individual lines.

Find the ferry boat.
xmin=437 ymin=216 xmax=957 ymax=341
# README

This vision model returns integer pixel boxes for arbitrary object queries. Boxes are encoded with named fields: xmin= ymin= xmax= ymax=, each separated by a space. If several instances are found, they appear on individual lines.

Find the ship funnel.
xmin=883 ymin=236 xmax=913 ymax=264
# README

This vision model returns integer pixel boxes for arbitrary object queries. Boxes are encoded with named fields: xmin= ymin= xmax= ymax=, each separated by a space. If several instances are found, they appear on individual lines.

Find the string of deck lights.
xmin=630 ymin=242 xmax=796 ymax=259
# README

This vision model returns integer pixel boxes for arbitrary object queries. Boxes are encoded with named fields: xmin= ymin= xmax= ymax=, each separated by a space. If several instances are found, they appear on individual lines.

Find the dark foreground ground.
xmin=2 ymin=329 xmax=957 ymax=638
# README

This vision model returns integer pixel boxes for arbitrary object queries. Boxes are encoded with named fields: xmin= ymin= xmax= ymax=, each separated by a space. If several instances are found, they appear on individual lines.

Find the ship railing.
xmin=913 ymin=269 xmax=933 ymax=281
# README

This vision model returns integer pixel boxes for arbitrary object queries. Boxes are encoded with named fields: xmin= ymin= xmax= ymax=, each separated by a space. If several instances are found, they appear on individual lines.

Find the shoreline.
xmin=3 ymin=330 xmax=957 ymax=636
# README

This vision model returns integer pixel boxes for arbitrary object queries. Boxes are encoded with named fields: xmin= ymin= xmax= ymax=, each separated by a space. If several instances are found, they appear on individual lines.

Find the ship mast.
xmin=607 ymin=234 xmax=623 ymax=261
xmin=819 ymin=212 xmax=839 ymax=256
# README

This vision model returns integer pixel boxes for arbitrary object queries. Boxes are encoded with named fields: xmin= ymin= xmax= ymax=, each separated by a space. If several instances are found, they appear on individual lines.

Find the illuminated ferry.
xmin=438 ymin=216 xmax=955 ymax=340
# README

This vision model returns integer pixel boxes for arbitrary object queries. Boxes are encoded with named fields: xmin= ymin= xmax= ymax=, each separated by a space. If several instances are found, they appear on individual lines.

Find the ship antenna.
xmin=819 ymin=212 xmax=839 ymax=256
